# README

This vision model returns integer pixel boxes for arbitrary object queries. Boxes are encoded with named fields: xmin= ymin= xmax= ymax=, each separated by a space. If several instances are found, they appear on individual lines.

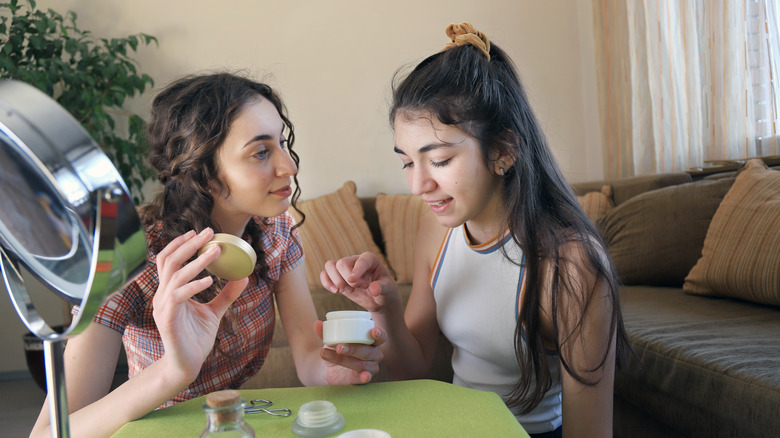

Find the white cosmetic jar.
xmin=322 ymin=311 xmax=375 ymax=346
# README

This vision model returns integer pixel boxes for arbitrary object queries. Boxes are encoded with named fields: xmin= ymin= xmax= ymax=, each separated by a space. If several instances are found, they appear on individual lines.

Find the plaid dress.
xmin=92 ymin=213 xmax=303 ymax=408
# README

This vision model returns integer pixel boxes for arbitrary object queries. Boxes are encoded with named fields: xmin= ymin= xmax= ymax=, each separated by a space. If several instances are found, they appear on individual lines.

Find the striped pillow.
xmin=290 ymin=181 xmax=389 ymax=290
xmin=684 ymin=159 xmax=780 ymax=306
xmin=375 ymin=194 xmax=429 ymax=283
xmin=577 ymin=185 xmax=615 ymax=222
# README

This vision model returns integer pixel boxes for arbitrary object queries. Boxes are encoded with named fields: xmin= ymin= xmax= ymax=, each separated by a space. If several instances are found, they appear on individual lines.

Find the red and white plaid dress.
xmin=92 ymin=213 xmax=303 ymax=408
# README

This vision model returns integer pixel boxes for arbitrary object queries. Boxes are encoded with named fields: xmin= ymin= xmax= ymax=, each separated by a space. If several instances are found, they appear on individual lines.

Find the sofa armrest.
xmin=573 ymin=172 xmax=692 ymax=206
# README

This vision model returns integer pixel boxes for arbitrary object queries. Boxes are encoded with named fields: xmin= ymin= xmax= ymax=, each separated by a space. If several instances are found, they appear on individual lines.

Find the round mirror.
xmin=0 ymin=79 xmax=148 ymax=437
xmin=0 ymin=79 xmax=147 ymax=339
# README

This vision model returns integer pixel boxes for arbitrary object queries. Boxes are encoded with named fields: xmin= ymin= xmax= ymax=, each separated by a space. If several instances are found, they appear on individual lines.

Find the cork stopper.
xmin=206 ymin=389 xmax=241 ymax=407
xmin=204 ymin=390 xmax=244 ymax=424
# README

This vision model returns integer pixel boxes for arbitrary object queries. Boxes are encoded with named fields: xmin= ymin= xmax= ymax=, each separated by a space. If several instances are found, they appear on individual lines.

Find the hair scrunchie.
xmin=442 ymin=22 xmax=491 ymax=60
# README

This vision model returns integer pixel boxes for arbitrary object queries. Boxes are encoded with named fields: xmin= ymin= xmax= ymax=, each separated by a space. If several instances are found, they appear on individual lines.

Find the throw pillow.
xmin=576 ymin=185 xmax=615 ymax=222
xmin=375 ymin=194 xmax=429 ymax=283
xmin=290 ymin=181 xmax=390 ymax=290
xmin=598 ymin=176 xmax=735 ymax=286
xmin=684 ymin=159 xmax=780 ymax=306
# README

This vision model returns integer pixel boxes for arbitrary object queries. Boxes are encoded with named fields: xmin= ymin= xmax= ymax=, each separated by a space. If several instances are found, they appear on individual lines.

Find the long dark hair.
xmin=390 ymin=38 xmax=630 ymax=412
xmin=139 ymin=72 xmax=304 ymax=301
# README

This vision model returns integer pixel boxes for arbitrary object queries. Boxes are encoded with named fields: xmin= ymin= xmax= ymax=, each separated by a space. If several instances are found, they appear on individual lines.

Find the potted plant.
xmin=0 ymin=0 xmax=158 ymax=203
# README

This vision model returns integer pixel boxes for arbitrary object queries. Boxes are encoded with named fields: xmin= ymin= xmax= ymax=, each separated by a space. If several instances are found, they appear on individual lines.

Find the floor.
xmin=0 ymin=371 xmax=127 ymax=438
xmin=0 ymin=376 xmax=46 ymax=438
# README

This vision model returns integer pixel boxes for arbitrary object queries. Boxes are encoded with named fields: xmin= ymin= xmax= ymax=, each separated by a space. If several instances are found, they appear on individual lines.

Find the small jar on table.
xmin=200 ymin=389 xmax=255 ymax=437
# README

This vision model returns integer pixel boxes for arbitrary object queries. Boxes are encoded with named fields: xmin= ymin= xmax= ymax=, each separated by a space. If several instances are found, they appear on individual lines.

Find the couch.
xmin=242 ymin=159 xmax=780 ymax=438
xmin=575 ymin=158 xmax=780 ymax=438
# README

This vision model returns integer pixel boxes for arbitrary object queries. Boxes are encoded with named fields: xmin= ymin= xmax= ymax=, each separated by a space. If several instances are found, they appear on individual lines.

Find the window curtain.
xmin=592 ymin=0 xmax=780 ymax=179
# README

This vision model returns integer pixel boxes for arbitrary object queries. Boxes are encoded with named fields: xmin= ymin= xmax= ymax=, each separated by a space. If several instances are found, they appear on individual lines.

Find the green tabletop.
xmin=112 ymin=379 xmax=528 ymax=437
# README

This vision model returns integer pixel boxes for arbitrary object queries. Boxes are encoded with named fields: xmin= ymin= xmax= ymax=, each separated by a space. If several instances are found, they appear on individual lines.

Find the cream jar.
xmin=291 ymin=400 xmax=345 ymax=437
xmin=322 ymin=311 xmax=375 ymax=346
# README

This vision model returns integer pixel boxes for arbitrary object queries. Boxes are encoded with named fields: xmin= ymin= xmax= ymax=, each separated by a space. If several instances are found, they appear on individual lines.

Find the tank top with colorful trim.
xmin=430 ymin=225 xmax=562 ymax=434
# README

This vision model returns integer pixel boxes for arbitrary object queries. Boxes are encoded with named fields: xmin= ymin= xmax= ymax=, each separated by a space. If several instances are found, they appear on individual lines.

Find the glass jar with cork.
xmin=200 ymin=389 xmax=255 ymax=437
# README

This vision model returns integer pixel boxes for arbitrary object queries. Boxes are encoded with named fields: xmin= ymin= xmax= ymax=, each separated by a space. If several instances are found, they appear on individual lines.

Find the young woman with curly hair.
xmin=32 ymin=72 xmax=384 ymax=438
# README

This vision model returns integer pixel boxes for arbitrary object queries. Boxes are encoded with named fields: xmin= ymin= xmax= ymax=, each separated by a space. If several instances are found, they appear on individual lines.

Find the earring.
xmin=498 ymin=167 xmax=505 ymax=176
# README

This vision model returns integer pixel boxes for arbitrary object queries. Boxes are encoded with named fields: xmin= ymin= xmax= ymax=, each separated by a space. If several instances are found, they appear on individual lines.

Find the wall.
xmin=0 ymin=0 xmax=602 ymax=374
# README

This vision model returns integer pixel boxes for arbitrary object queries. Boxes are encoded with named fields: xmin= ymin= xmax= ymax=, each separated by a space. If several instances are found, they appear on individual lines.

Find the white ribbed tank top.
xmin=430 ymin=225 xmax=562 ymax=434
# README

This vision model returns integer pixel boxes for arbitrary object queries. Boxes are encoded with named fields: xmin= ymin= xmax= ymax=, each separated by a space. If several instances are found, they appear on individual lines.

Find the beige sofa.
xmin=575 ymin=159 xmax=780 ymax=438
xmin=243 ymin=160 xmax=780 ymax=438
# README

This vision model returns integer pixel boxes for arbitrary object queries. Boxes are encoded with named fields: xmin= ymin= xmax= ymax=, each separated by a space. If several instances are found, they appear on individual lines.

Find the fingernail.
xmin=199 ymin=228 xmax=211 ymax=236
xmin=339 ymin=345 xmax=349 ymax=354
xmin=329 ymin=286 xmax=338 ymax=294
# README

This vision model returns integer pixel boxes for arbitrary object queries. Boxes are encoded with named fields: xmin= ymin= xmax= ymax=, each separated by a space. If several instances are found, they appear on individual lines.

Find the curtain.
xmin=592 ymin=0 xmax=780 ymax=179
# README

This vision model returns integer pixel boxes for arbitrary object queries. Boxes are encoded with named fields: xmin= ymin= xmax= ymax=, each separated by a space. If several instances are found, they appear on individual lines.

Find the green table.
xmin=112 ymin=379 xmax=529 ymax=437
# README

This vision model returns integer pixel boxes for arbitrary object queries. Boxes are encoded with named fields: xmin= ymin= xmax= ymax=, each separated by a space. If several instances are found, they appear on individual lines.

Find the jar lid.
xmin=198 ymin=233 xmax=257 ymax=280
xmin=325 ymin=311 xmax=372 ymax=321
xmin=336 ymin=429 xmax=391 ymax=438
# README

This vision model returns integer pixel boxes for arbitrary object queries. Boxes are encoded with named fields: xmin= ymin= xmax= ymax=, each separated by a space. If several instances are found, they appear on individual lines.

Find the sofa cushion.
xmin=684 ymin=159 xmax=780 ymax=306
xmin=598 ymin=176 xmax=735 ymax=286
xmin=375 ymin=193 xmax=429 ymax=283
xmin=576 ymin=184 xmax=614 ymax=222
xmin=616 ymin=286 xmax=780 ymax=437
xmin=290 ymin=181 xmax=390 ymax=290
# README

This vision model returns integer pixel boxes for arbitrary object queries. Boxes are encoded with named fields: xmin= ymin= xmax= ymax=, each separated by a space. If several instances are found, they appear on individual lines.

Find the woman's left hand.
xmin=152 ymin=228 xmax=248 ymax=382
xmin=314 ymin=321 xmax=385 ymax=385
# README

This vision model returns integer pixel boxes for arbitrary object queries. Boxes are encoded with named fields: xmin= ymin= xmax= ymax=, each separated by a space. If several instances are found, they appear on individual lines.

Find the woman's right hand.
xmin=320 ymin=252 xmax=400 ymax=313
xmin=152 ymin=228 xmax=248 ymax=382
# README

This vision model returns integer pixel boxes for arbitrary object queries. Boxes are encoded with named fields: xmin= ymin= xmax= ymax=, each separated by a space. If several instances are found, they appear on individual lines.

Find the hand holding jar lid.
xmin=198 ymin=233 xmax=257 ymax=280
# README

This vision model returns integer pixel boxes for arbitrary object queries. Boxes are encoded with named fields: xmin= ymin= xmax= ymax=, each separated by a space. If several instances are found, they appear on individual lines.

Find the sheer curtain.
xmin=592 ymin=0 xmax=780 ymax=179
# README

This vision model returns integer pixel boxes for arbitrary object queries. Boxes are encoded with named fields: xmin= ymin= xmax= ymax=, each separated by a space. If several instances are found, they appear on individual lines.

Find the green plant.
xmin=0 ymin=0 xmax=157 ymax=202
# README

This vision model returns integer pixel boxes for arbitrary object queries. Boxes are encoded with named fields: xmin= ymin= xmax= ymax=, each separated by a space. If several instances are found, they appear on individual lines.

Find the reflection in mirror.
xmin=0 ymin=133 xmax=74 ymax=258
xmin=0 ymin=132 xmax=91 ymax=302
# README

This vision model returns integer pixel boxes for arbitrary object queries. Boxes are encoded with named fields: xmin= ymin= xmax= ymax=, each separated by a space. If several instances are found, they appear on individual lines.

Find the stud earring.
xmin=498 ymin=167 xmax=505 ymax=176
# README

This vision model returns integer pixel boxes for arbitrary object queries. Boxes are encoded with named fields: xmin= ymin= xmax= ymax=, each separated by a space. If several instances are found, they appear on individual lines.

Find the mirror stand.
xmin=44 ymin=339 xmax=69 ymax=438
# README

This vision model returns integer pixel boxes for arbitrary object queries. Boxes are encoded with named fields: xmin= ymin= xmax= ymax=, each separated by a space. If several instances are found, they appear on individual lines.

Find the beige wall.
xmin=0 ymin=0 xmax=602 ymax=374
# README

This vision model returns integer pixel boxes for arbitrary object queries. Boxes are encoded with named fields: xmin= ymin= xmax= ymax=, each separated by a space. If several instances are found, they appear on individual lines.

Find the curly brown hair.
xmin=139 ymin=71 xmax=304 ymax=302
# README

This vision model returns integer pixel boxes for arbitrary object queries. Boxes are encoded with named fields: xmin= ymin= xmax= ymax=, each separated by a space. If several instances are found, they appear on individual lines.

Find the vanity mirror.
xmin=0 ymin=79 xmax=147 ymax=438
